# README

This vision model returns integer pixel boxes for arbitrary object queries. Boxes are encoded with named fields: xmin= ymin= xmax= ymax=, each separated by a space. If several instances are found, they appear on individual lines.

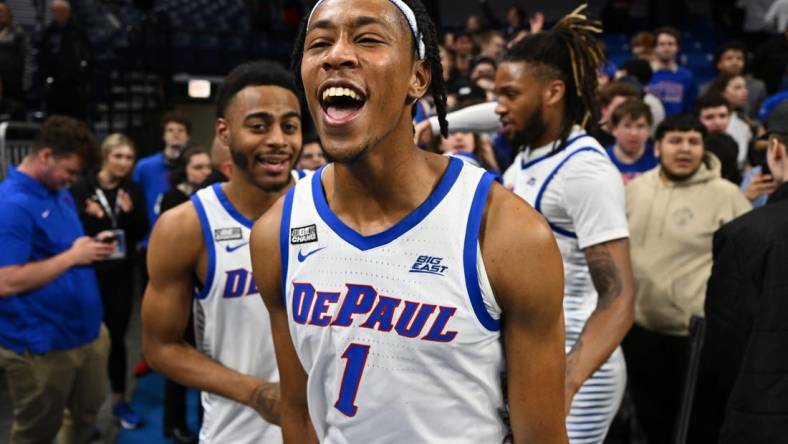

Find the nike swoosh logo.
xmin=225 ymin=242 xmax=249 ymax=253
xmin=297 ymin=247 xmax=325 ymax=263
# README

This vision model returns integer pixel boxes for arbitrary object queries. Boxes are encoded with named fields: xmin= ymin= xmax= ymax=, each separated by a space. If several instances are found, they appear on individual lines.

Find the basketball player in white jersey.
xmin=251 ymin=0 xmax=568 ymax=442
xmin=142 ymin=61 xmax=304 ymax=443
xmin=496 ymin=7 xmax=636 ymax=444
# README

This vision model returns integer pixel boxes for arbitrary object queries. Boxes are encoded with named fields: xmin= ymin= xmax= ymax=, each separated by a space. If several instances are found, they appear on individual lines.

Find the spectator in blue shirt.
xmin=129 ymin=111 xmax=191 ymax=407
xmin=647 ymin=27 xmax=698 ymax=117
xmin=132 ymin=110 xmax=191 ymax=249
xmin=0 ymin=115 xmax=114 ymax=444
xmin=606 ymin=99 xmax=658 ymax=183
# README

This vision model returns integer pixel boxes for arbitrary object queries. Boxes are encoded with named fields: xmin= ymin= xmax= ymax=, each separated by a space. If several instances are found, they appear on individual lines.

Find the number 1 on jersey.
xmin=334 ymin=343 xmax=371 ymax=416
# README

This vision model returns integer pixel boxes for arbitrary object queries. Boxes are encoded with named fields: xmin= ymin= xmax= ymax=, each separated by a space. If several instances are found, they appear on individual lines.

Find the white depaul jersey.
xmin=281 ymin=158 xmax=506 ymax=443
xmin=503 ymin=129 xmax=629 ymax=444
xmin=503 ymin=129 xmax=628 ymax=347
xmin=191 ymin=184 xmax=282 ymax=444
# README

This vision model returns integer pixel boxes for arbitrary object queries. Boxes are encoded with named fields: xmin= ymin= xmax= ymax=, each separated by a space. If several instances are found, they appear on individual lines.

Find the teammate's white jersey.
xmin=504 ymin=127 xmax=629 ymax=444
xmin=191 ymin=183 xmax=282 ymax=444
xmin=281 ymin=158 xmax=506 ymax=443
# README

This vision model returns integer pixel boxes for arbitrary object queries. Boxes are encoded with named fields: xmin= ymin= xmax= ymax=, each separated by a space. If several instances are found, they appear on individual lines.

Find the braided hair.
xmin=290 ymin=0 xmax=449 ymax=138
xmin=502 ymin=4 xmax=605 ymax=150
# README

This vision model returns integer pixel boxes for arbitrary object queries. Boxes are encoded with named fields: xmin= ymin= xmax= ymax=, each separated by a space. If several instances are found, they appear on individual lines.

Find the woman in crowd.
xmin=430 ymin=129 xmax=499 ymax=172
xmin=710 ymin=73 xmax=750 ymax=114
xmin=70 ymin=133 xmax=148 ymax=429
xmin=709 ymin=73 xmax=756 ymax=168
xmin=160 ymin=147 xmax=212 ymax=212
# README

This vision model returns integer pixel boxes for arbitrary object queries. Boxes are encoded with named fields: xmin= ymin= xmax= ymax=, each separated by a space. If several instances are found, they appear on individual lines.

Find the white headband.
xmin=307 ymin=0 xmax=426 ymax=60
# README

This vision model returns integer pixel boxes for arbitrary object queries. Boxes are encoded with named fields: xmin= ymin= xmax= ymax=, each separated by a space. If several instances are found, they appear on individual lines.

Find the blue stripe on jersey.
xmin=463 ymin=172 xmax=499 ymax=332
xmin=213 ymin=183 xmax=254 ymax=229
xmin=297 ymin=169 xmax=307 ymax=179
xmin=534 ymin=147 xmax=606 ymax=238
xmin=280 ymin=187 xmax=296 ymax=306
xmin=191 ymin=194 xmax=216 ymax=300
xmin=521 ymin=134 xmax=591 ymax=170
xmin=311 ymin=157 xmax=464 ymax=251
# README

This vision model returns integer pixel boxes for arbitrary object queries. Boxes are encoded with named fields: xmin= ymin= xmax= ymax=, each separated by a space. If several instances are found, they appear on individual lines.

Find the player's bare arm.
xmin=141 ymin=201 xmax=280 ymax=425
xmin=564 ymin=239 xmax=635 ymax=411
xmin=481 ymin=184 xmax=568 ymax=444
xmin=251 ymin=197 xmax=319 ymax=444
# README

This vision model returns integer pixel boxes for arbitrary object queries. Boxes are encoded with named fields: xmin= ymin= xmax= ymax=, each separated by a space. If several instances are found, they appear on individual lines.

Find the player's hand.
xmin=68 ymin=235 xmax=116 ymax=265
xmin=118 ymin=189 xmax=133 ymax=213
xmin=744 ymin=173 xmax=776 ymax=201
xmin=414 ymin=120 xmax=434 ymax=146
xmin=85 ymin=198 xmax=105 ymax=218
xmin=250 ymin=381 xmax=281 ymax=425
xmin=507 ymin=30 xmax=530 ymax=49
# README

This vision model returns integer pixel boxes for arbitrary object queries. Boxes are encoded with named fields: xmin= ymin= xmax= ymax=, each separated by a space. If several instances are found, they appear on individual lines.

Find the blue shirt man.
xmin=606 ymin=99 xmax=659 ymax=184
xmin=607 ymin=143 xmax=659 ymax=183
xmin=647 ymin=27 xmax=698 ymax=116
xmin=133 ymin=111 xmax=191 ymax=246
xmin=648 ymin=67 xmax=698 ymax=116
xmin=133 ymin=151 xmax=170 ymax=245
xmin=0 ymin=168 xmax=103 ymax=353
xmin=0 ymin=115 xmax=115 ymax=444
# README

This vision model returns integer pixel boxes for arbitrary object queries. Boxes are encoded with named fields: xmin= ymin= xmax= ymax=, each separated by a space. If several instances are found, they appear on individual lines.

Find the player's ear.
xmin=407 ymin=59 xmax=431 ymax=104
xmin=215 ymin=118 xmax=230 ymax=147
xmin=544 ymin=79 xmax=566 ymax=107
xmin=36 ymin=147 xmax=55 ymax=164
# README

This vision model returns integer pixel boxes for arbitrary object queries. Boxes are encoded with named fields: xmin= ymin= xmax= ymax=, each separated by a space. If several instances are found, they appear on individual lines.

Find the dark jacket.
xmin=691 ymin=182 xmax=788 ymax=443
xmin=69 ymin=174 xmax=148 ymax=270
xmin=160 ymin=187 xmax=189 ymax=214
xmin=0 ymin=24 xmax=29 ymax=102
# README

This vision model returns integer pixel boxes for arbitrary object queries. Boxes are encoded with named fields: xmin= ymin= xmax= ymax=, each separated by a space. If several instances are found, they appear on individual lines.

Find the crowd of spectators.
xmin=0 ymin=0 xmax=787 ymax=443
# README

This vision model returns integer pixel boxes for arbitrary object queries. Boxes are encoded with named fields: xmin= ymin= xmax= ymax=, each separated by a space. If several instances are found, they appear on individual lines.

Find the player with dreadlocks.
xmin=496 ymin=5 xmax=636 ymax=443
xmin=251 ymin=0 xmax=568 ymax=442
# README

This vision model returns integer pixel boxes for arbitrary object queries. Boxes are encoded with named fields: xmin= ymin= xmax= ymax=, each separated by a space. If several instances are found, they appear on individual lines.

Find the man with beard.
xmin=251 ymin=0 xmax=568 ymax=442
xmin=142 ymin=61 xmax=304 ymax=443
xmin=496 ymin=6 xmax=636 ymax=443
xmin=624 ymin=114 xmax=750 ymax=444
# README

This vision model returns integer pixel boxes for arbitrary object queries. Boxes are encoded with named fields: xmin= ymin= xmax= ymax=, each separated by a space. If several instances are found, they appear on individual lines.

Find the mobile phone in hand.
xmin=761 ymin=159 xmax=771 ymax=176
xmin=96 ymin=234 xmax=117 ymax=244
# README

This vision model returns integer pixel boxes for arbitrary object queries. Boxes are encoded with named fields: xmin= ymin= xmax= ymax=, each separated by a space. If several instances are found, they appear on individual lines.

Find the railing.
xmin=0 ymin=122 xmax=40 ymax=180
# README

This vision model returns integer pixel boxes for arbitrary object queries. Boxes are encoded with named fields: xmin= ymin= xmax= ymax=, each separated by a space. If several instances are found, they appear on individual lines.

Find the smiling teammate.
xmin=250 ymin=0 xmax=567 ymax=443
xmin=142 ymin=61 xmax=305 ymax=443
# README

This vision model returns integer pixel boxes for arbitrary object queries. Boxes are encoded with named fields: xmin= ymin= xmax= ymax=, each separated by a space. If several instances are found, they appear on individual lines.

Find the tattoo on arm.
xmin=253 ymin=382 xmax=281 ymax=424
xmin=585 ymin=244 xmax=623 ymax=310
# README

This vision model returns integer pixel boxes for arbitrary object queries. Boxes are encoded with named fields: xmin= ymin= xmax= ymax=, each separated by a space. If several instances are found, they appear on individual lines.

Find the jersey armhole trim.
xmin=191 ymin=194 xmax=215 ymax=301
xmin=463 ymin=171 xmax=500 ymax=332
xmin=279 ymin=187 xmax=296 ymax=307
xmin=534 ymin=146 xmax=606 ymax=239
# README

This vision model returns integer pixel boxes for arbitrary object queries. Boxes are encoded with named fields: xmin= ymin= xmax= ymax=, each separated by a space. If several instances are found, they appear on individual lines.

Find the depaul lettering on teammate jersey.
xmin=291 ymin=283 xmax=458 ymax=342
xmin=290 ymin=224 xmax=318 ymax=244
xmin=223 ymin=268 xmax=258 ymax=298
xmin=409 ymin=255 xmax=448 ymax=276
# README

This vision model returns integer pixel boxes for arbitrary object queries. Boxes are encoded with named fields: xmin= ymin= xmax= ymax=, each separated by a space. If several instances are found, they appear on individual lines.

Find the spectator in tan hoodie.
xmin=622 ymin=114 xmax=751 ymax=444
